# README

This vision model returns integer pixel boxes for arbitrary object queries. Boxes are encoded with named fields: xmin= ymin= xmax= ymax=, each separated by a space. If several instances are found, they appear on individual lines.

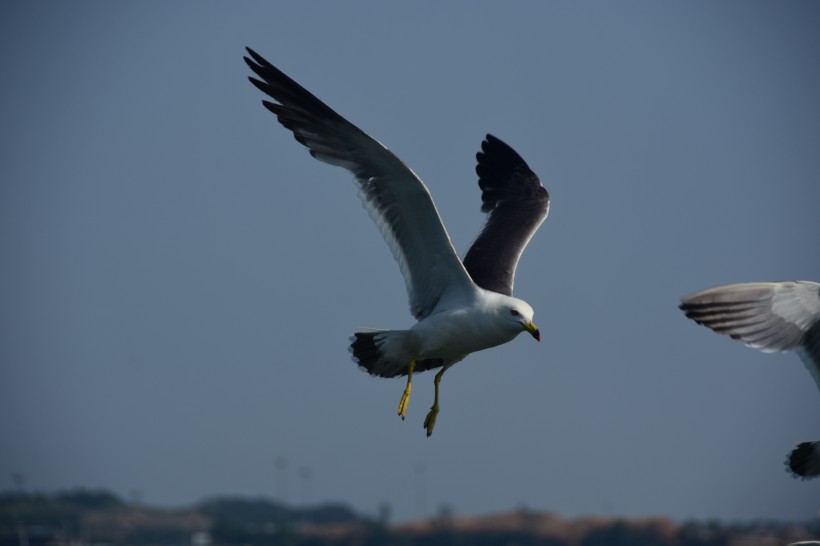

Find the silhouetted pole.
xmin=12 ymin=473 xmax=28 ymax=546
xmin=298 ymin=467 xmax=313 ymax=506
xmin=274 ymin=457 xmax=289 ymax=503
xmin=413 ymin=462 xmax=427 ymax=519
xmin=12 ymin=473 xmax=24 ymax=494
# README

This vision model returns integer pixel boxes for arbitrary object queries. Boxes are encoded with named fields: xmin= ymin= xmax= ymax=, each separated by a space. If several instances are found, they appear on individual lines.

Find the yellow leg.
xmin=397 ymin=358 xmax=416 ymax=420
xmin=423 ymin=366 xmax=448 ymax=437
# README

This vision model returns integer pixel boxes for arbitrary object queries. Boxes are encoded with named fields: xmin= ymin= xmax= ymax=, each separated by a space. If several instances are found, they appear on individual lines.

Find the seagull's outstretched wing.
xmin=462 ymin=135 xmax=549 ymax=296
xmin=679 ymin=281 xmax=820 ymax=392
xmin=787 ymin=440 xmax=820 ymax=480
xmin=244 ymin=48 xmax=474 ymax=319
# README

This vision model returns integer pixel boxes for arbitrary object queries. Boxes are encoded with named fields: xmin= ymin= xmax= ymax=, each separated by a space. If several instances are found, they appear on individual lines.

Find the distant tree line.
xmin=0 ymin=489 xmax=817 ymax=546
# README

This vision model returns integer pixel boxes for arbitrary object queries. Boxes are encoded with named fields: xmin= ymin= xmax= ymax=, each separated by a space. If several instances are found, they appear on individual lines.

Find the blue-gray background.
xmin=2 ymin=1 xmax=818 ymax=523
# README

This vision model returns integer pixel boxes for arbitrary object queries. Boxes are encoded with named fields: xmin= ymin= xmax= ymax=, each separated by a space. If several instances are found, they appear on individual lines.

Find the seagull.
xmin=679 ymin=281 xmax=820 ymax=479
xmin=244 ymin=48 xmax=549 ymax=436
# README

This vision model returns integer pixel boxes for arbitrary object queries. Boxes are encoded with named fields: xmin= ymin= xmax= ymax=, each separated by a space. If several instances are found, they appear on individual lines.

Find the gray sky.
xmin=2 ymin=1 xmax=819 ymax=523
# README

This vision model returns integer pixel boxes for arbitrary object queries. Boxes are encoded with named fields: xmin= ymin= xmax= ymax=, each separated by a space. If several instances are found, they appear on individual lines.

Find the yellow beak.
xmin=524 ymin=321 xmax=540 ymax=342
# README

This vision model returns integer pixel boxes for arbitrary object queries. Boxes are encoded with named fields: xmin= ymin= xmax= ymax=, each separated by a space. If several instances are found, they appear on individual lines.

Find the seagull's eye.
xmin=510 ymin=309 xmax=520 ymax=317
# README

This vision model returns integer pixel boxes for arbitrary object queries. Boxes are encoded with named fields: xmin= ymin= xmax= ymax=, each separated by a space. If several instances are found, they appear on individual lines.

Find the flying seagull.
xmin=244 ymin=48 xmax=549 ymax=436
xmin=679 ymin=281 xmax=820 ymax=479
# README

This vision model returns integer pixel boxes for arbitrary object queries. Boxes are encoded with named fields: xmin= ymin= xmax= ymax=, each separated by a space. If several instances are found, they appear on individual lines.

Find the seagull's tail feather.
xmin=349 ymin=329 xmax=443 ymax=378
xmin=786 ymin=440 xmax=820 ymax=480
xmin=350 ymin=329 xmax=411 ymax=378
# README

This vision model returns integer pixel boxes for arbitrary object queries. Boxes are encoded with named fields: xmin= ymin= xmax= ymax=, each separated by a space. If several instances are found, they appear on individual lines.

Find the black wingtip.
xmin=477 ymin=134 xmax=529 ymax=167
xmin=247 ymin=76 xmax=269 ymax=95
xmin=473 ymin=133 xmax=544 ymax=214
xmin=244 ymin=47 xmax=266 ymax=66
xmin=786 ymin=441 xmax=818 ymax=480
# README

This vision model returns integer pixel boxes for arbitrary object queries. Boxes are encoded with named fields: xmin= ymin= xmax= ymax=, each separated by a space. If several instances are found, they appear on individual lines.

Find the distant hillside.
xmin=0 ymin=489 xmax=817 ymax=546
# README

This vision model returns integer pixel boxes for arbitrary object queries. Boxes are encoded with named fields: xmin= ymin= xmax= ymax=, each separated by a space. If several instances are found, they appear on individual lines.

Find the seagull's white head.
xmin=500 ymin=296 xmax=540 ymax=342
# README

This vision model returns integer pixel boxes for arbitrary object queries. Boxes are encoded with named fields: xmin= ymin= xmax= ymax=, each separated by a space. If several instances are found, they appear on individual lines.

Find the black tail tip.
xmin=349 ymin=331 xmax=380 ymax=373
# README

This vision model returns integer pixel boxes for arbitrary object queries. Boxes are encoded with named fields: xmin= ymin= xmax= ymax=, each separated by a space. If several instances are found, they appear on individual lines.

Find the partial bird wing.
xmin=462 ymin=135 xmax=549 ymax=296
xmin=679 ymin=281 xmax=820 ymax=392
xmin=245 ymin=48 xmax=475 ymax=319
xmin=786 ymin=440 xmax=820 ymax=480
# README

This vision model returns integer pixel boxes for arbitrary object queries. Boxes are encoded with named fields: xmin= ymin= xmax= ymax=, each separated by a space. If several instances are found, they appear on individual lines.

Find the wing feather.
xmin=462 ymin=135 xmax=549 ymax=296
xmin=245 ymin=48 xmax=474 ymax=318
xmin=680 ymin=281 xmax=820 ymax=393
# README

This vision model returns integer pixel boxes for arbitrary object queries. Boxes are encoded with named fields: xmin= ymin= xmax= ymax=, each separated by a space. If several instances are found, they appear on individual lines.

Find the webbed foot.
xmin=423 ymin=403 xmax=439 ymax=437
xmin=397 ymin=384 xmax=412 ymax=420
xmin=397 ymin=358 xmax=416 ymax=420
xmin=423 ymin=366 xmax=448 ymax=437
